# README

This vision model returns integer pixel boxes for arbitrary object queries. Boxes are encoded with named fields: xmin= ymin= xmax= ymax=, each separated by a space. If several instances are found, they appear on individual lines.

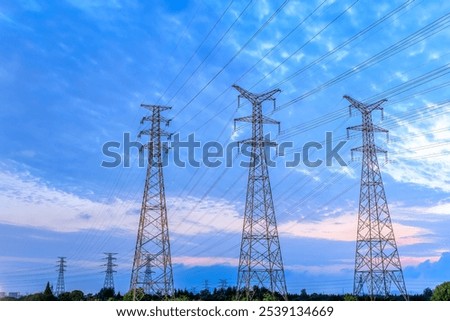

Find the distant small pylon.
xmin=55 ymin=257 xmax=66 ymax=296
xmin=103 ymin=253 xmax=117 ymax=290
xmin=143 ymin=255 xmax=155 ymax=294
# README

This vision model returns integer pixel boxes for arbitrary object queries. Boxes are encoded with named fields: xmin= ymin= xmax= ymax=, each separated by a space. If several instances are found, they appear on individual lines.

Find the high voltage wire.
xmin=277 ymin=62 xmax=450 ymax=140
xmin=365 ymin=63 xmax=450 ymax=103
xmin=173 ymin=100 xmax=352 ymax=255
xmin=5 ymin=1 xmax=443 ymax=294
xmin=262 ymin=101 xmax=450 ymax=244
xmin=233 ymin=0 xmax=330 ymax=85
xmin=250 ymin=0 xmax=361 ymax=90
xmin=277 ymin=100 xmax=450 ymax=195
xmin=275 ymin=11 xmax=450 ymax=110
xmin=151 ymin=1 xmax=203 ymax=100
xmin=141 ymin=98 xmax=450 ymax=263
xmin=180 ymin=1 xmax=358 ymax=138
xmin=172 ymin=0 xmax=422 ymax=145
xmin=169 ymin=0 xmax=421 ymax=148
xmin=166 ymin=0 xmax=317 ymax=240
xmin=261 ymin=0 xmax=420 ymax=92
xmin=171 ymin=0 xmax=334 ymax=135
xmin=175 ymin=0 xmax=416 ymax=137
xmin=57 ymin=93 xmax=450 ymax=288
xmin=155 ymin=0 xmax=235 ymax=105
xmin=78 ymin=1 xmax=268 ymax=272
xmin=165 ymin=0 xmax=254 ymax=112
xmin=171 ymin=0 xmax=290 ymax=118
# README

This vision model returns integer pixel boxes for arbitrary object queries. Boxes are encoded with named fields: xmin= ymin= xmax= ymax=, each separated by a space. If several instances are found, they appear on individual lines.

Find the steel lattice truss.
xmin=233 ymin=85 xmax=287 ymax=300
xmin=130 ymin=104 xmax=174 ymax=300
xmin=103 ymin=252 xmax=117 ymax=290
xmin=345 ymin=95 xmax=408 ymax=300
xmin=55 ymin=257 xmax=66 ymax=296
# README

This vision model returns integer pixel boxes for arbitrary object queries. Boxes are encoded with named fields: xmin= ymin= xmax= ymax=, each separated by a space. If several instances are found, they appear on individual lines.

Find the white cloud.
xmin=401 ymin=255 xmax=440 ymax=267
xmin=278 ymin=212 xmax=431 ymax=246
xmin=0 ymin=164 xmax=437 ymax=249
xmin=327 ymin=163 xmax=357 ymax=179
xmin=169 ymin=196 xmax=242 ymax=236
xmin=392 ymin=200 xmax=450 ymax=220
xmin=255 ymin=0 xmax=271 ymax=21
xmin=0 ymin=168 xmax=242 ymax=236
xmin=394 ymin=71 xmax=409 ymax=82
xmin=230 ymin=127 xmax=241 ymax=141
xmin=0 ymin=169 xmax=139 ymax=233
xmin=285 ymin=262 xmax=352 ymax=274
xmin=408 ymin=40 xmax=426 ymax=57
xmin=172 ymin=255 xmax=238 ymax=267
xmin=294 ymin=168 xmax=321 ymax=181
xmin=384 ymin=108 xmax=450 ymax=192
xmin=284 ymin=1 xmax=308 ymax=17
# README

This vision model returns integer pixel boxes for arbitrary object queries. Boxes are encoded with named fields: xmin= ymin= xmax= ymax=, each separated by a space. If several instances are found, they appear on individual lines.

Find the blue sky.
xmin=1 ymin=0 xmax=450 ymax=296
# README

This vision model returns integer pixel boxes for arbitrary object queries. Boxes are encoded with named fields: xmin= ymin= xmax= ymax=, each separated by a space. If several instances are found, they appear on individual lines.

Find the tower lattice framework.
xmin=103 ymin=252 xmax=117 ymax=290
xmin=130 ymin=104 xmax=174 ymax=300
xmin=233 ymin=84 xmax=287 ymax=300
xmin=55 ymin=257 xmax=66 ymax=296
xmin=345 ymin=95 xmax=407 ymax=300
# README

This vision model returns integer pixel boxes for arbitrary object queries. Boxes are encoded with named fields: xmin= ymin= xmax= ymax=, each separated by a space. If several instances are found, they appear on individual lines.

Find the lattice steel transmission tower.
xmin=103 ymin=253 xmax=117 ymax=290
xmin=143 ymin=254 xmax=155 ymax=294
xmin=233 ymin=84 xmax=287 ymax=300
xmin=55 ymin=257 xmax=66 ymax=296
xmin=345 ymin=95 xmax=408 ymax=300
xmin=130 ymin=104 xmax=174 ymax=300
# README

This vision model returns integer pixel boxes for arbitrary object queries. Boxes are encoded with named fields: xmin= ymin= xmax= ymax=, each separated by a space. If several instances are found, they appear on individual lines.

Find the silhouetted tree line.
xmin=1 ymin=282 xmax=446 ymax=301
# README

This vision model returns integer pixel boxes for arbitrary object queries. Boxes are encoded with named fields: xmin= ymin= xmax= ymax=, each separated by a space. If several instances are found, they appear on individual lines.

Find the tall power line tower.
xmin=345 ymin=95 xmax=408 ymax=300
xmin=103 ymin=253 xmax=117 ymax=290
xmin=55 ymin=257 xmax=66 ymax=296
xmin=130 ymin=104 xmax=174 ymax=300
xmin=233 ymin=84 xmax=287 ymax=300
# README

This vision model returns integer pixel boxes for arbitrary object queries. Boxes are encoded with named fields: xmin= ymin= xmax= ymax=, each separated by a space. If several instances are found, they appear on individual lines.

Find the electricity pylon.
xmin=345 ymin=95 xmax=408 ymax=300
xmin=55 ymin=257 xmax=66 ymax=296
xmin=103 ymin=253 xmax=117 ymax=290
xmin=233 ymin=84 xmax=287 ymax=300
xmin=130 ymin=104 xmax=174 ymax=300
xmin=143 ymin=254 xmax=155 ymax=294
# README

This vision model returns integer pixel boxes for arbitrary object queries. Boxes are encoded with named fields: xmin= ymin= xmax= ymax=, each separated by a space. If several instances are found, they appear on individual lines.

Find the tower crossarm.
xmin=347 ymin=124 xmax=389 ymax=140
xmin=347 ymin=124 xmax=388 ymax=133
xmin=234 ymin=115 xmax=280 ymax=131
xmin=140 ymin=104 xmax=171 ymax=112
xmin=236 ymin=138 xmax=277 ymax=148
xmin=344 ymin=95 xmax=387 ymax=113
xmin=367 ymin=98 xmax=388 ymax=113
xmin=141 ymin=115 xmax=171 ymax=126
xmin=233 ymin=84 xmax=280 ymax=104
xmin=351 ymin=145 xmax=387 ymax=154
xmin=234 ymin=116 xmax=253 ymax=124
xmin=138 ymin=129 xmax=172 ymax=139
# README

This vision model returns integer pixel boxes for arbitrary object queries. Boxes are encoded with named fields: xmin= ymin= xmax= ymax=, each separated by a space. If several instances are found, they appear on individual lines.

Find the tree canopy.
xmin=431 ymin=282 xmax=450 ymax=301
